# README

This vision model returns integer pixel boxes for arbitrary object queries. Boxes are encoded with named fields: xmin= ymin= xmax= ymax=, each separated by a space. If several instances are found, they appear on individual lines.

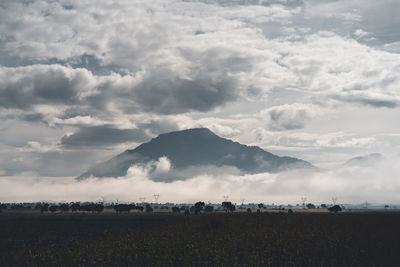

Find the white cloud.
xmin=354 ymin=29 xmax=370 ymax=38
xmin=263 ymin=103 xmax=322 ymax=131
xmin=382 ymin=42 xmax=400 ymax=53
xmin=259 ymin=131 xmax=376 ymax=149
xmin=1 ymin=155 xmax=400 ymax=204
xmin=18 ymin=141 xmax=60 ymax=153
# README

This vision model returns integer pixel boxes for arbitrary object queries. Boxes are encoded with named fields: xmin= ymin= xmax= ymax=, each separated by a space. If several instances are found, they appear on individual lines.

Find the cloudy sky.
xmin=1 ymin=0 xmax=400 ymax=203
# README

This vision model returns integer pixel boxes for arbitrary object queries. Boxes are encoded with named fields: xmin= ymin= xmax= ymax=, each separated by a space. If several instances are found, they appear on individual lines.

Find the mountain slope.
xmin=78 ymin=128 xmax=312 ymax=180
xmin=344 ymin=153 xmax=385 ymax=167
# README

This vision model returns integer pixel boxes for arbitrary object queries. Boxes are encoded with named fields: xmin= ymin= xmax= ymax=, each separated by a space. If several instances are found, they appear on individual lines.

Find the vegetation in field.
xmin=0 ymin=212 xmax=399 ymax=266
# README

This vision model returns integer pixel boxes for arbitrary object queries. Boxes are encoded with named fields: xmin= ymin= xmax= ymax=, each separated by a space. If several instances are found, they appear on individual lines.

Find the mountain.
xmin=344 ymin=153 xmax=385 ymax=167
xmin=78 ymin=128 xmax=312 ymax=181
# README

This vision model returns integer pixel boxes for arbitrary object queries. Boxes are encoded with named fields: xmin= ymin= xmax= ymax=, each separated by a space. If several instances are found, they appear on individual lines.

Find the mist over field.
xmin=1 ymin=154 xmax=399 ymax=204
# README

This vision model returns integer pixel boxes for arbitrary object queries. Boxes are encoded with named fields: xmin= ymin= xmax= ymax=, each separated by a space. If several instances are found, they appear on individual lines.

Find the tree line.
xmin=0 ymin=202 xmax=344 ymax=214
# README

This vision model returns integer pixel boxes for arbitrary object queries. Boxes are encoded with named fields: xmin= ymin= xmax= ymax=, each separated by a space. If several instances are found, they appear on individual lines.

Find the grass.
xmin=0 ymin=211 xmax=399 ymax=266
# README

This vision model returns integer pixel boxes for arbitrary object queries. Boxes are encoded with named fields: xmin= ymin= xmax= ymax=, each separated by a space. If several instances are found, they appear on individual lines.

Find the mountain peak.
xmin=78 ymin=128 xmax=312 ymax=180
xmin=156 ymin=127 xmax=215 ymax=138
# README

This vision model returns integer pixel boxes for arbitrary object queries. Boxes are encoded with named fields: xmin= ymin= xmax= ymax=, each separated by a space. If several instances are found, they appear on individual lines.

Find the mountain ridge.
xmin=78 ymin=128 xmax=312 ymax=181
xmin=344 ymin=153 xmax=385 ymax=166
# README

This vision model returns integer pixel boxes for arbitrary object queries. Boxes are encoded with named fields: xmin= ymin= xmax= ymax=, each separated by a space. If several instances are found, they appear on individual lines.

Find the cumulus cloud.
xmin=264 ymin=103 xmax=321 ymax=131
xmin=1 ymin=1 xmax=399 ymax=119
xmin=0 ymin=65 xmax=92 ymax=109
xmin=0 ymin=63 xmax=241 ymax=118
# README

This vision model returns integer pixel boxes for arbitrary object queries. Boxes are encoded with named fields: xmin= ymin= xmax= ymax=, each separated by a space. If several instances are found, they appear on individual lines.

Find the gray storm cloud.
xmin=60 ymin=126 xmax=150 ymax=148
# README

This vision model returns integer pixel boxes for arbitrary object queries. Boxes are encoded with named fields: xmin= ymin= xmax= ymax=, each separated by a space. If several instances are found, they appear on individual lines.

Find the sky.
xmin=1 ymin=0 xmax=400 ymax=204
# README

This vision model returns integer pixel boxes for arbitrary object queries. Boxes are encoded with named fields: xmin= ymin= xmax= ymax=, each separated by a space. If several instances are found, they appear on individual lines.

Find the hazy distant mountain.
xmin=78 ymin=128 xmax=312 ymax=181
xmin=344 ymin=153 xmax=385 ymax=166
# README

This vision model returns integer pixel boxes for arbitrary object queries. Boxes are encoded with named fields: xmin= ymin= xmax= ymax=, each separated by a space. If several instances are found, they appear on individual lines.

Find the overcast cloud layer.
xmin=1 ymin=0 xmax=400 ymax=203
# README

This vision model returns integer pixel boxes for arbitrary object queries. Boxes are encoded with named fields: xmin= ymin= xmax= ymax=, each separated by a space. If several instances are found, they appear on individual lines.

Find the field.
xmin=1 ymin=211 xmax=399 ymax=266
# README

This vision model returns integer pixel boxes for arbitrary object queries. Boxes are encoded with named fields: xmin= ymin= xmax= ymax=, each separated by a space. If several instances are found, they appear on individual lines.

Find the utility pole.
xmin=240 ymin=198 xmax=245 ymax=209
xmin=301 ymin=197 xmax=307 ymax=209
xmin=153 ymin=194 xmax=160 ymax=204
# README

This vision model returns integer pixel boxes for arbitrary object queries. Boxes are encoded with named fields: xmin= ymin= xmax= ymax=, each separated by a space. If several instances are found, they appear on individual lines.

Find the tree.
xmin=40 ymin=203 xmax=49 ymax=213
xmin=328 ymin=205 xmax=342 ymax=214
xmin=80 ymin=203 xmax=104 ymax=213
xmin=49 ymin=205 xmax=58 ymax=213
xmin=92 ymin=204 xmax=104 ymax=213
xmin=229 ymin=204 xmax=236 ymax=213
xmin=258 ymin=203 xmax=264 ymax=209
xmin=11 ymin=204 xmax=24 ymax=210
xmin=194 ymin=201 xmax=205 ymax=214
xmin=172 ymin=206 xmax=180 ymax=213
xmin=246 ymin=208 xmax=252 ymax=213
xmin=204 ymin=205 xmax=214 ymax=213
xmin=135 ymin=206 xmax=144 ymax=212
xmin=59 ymin=203 xmax=69 ymax=212
xmin=114 ymin=204 xmax=135 ymax=213
xmin=222 ymin=201 xmax=235 ymax=213
xmin=145 ymin=204 xmax=153 ymax=212
xmin=70 ymin=203 xmax=81 ymax=213
xmin=321 ymin=204 xmax=327 ymax=208
xmin=306 ymin=203 xmax=316 ymax=209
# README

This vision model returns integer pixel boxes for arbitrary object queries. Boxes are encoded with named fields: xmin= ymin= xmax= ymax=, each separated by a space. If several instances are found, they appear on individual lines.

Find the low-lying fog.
xmin=1 ymin=156 xmax=400 ymax=205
